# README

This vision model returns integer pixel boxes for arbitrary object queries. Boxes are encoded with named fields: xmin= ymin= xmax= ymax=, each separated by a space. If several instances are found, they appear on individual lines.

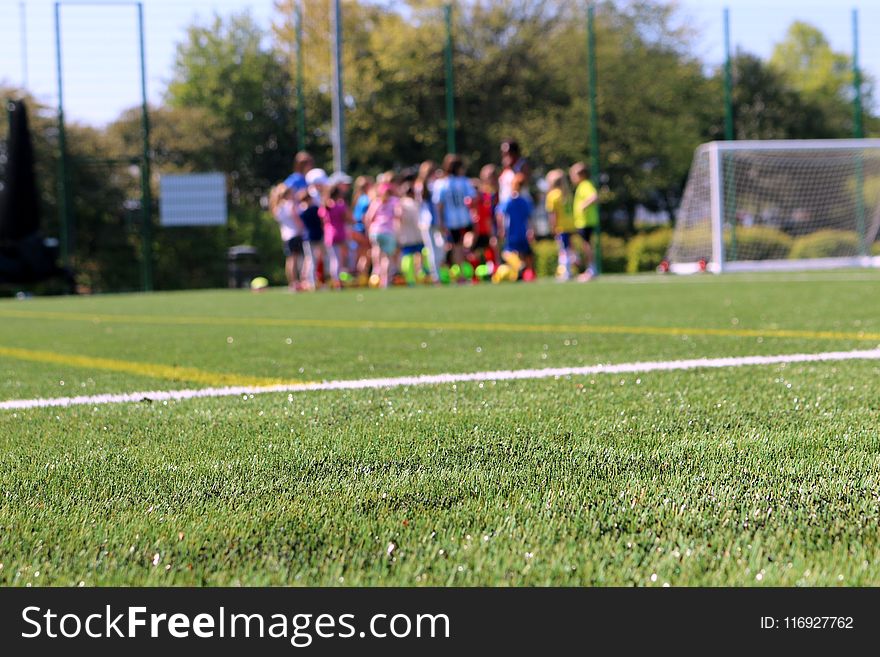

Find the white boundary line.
xmin=3 ymin=349 xmax=880 ymax=411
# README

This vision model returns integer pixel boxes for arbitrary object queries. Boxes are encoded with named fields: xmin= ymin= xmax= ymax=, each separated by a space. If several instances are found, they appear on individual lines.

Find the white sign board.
xmin=159 ymin=173 xmax=227 ymax=226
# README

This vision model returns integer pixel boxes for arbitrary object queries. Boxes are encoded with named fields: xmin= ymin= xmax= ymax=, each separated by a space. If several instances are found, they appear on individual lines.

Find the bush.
xmin=532 ymin=239 xmax=559 ymax=278
xmin=599 ymin=234 xmax=627 ymax=273
xmin=730 ymin=226 xmax=792 ymax=261
xmin=789 ymin=230 xmax=860 ymax=260
xmin=531 ymin=233 xmax=628 ymax=277
xmin=626 ymin=227 xmax=673 ymax=273
xmin=666 ymin=225 xmax=792 ymax=265
xmin=872 ymin=241 xmax=880 ymax=256
xmin=154 ymin=208 xmax=285 ymax=290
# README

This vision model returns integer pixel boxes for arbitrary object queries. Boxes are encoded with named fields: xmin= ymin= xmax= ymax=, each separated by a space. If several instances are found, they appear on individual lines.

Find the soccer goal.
xmin=667 ymin=140 xmax=880 ymax=273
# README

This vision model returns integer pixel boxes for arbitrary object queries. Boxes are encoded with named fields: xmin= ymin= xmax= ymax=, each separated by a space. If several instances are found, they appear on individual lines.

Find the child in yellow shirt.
xmin=570 ymin=162 xmax=599 ymax=281
xmin=545 ymin=169 xmax=576 ymax=281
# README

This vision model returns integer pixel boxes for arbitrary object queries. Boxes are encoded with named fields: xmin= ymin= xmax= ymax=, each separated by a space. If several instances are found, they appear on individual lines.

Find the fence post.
xmin=444 ymin=3 xmax=456 ymax=154
xmin=587 ymin=3 xmax=601 ymax=274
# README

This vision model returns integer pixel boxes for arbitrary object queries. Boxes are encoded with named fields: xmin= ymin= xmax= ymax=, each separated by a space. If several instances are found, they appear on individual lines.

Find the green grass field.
xmin=1 ymin=271 xmax=879 ymax=586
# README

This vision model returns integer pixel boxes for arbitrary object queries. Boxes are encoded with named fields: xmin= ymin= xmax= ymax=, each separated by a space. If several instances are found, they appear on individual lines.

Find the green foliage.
xmin=599 ymin=233 xmax=628 ymax=273
xmin=152 ymin=226 xmax=226 ymax=290
xmin=108 ymin=105 xmax=230 ymax=174
xmin=532 ymin=239 xmax=559 ymax=278
xmin=151 ymin=209 xmax=285 ymax=291
xmin=665 ymin=226 xmax=793 ymax=265
xmin=165 ymin=12 xmax=297 ymax=202
xmin=789 ymin=230 xmax=861 ymax=260
xmin=731 ymin=226 xmax=793 ymax=261
xmin=533 ymin=233 xmax=627 ymax=277
xmin=728 ymin=53 xmax=843 ymax=140
xmin=769 ymin=22 xmax=869 ymax=138
xmin=771 ymin=23 xmax=855 ymax=100
xmin=626 ymin=227 xmax=673 ymax=273
xmin=626 ymin=226 xmax=792 ymax=274
xmin=227 ymin=208 xmax=287 ymax=286
xmin=872 ymin=241 xmax=880 ymax=256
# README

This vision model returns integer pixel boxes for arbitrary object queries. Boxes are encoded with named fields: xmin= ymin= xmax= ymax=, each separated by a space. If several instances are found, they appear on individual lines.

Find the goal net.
xmin=667 ymin=140 xmax=880 ymax=273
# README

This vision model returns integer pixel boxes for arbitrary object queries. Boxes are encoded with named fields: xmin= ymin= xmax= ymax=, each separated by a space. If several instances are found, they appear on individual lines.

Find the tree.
xmin=166 ymin=11 xmax=298 ymax=204
xmin=727 ymin=52 xmax=838 ymax=140
xmin=771 ymin=22 xmax=851 ymax=101
xmin=770 ymin=21 xmax=867 ymax=138
xmin=153 ymin=12 xmax=299 ymax=289
xmin=272 ymin=0 xmax=717 ymax=230
xmin=273 ymin=0 xmax=439 ymax=171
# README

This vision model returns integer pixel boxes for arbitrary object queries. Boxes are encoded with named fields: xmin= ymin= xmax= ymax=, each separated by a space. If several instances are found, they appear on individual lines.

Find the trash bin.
xmin=227 ymin=245 xmax=261 ymax=288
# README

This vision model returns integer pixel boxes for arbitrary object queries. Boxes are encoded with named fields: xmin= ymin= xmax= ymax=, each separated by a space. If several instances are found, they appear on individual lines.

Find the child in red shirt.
xmin=468 ymin=164 xmax=499 ymax=266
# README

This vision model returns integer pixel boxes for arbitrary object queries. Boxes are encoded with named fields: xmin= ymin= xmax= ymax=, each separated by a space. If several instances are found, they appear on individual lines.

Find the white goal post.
xmin=667 ymin=139 xmax=880 ymax=273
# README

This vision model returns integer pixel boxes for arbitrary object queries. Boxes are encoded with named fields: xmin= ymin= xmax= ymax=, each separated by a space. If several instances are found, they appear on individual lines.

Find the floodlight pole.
xmin=723 ymin=8 xmax=737 ymax=260
xmin=586 ymin=3 xmax=601 ymax=274
xmin=444 ymin=3 xmax=456 ymax=154
xmin=54 ymin=2 xmax=72 ymax=269
xmin=723 ymin=8 xmax=734 ymax=141
xmin=137 ymin=2 xmax=153 ymax=291
xmin=295 ymin=0 xmax=306 ymax=150
xmin=330 ymin=0 xmax=346 ymax=173
xmin=852 ymin=8 xmax=866 ymax=256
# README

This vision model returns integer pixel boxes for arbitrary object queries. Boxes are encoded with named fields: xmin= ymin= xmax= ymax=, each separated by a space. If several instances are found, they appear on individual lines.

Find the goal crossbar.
xmin=705 ymin=139 xmax=880 ymax=152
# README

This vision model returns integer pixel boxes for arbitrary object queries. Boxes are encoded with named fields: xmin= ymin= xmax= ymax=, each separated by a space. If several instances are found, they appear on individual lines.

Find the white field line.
xmin=600 ymin=272 xmax=880 ymax=285
xmin=3 ymin=348 xmax=880 ymax=411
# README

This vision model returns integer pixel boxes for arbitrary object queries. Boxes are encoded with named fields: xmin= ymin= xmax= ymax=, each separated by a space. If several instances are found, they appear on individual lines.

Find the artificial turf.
xmin=0 ymin=271 xmax=879 ymax=585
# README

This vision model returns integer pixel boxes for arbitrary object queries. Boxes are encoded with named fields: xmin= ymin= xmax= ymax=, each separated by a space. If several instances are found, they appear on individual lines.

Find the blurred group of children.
xmin=268 ymin=141 xmax=600 ymax=291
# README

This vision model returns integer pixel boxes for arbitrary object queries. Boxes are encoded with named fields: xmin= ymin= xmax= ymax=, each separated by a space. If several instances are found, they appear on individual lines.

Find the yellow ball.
xmin=368 ymin=273 xmax=382 ymax=288
xmin=502 ymin=251 xmax=522 ymax=271
xmin=492 ymin=264 xmax=512 ymax=284
xmin=250 ymin=276 xmax=269 ymax=291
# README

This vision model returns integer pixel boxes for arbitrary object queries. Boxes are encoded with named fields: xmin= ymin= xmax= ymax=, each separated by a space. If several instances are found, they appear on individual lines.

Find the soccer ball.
xmin=492 ymin=264 xmax=513 ymax=284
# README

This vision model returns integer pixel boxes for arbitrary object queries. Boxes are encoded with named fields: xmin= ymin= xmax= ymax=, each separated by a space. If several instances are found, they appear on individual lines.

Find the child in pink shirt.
xmin=320 ymin=184 xmax=351 ymax=288
xmin=364 ymin=182 xmax=400 ymax=289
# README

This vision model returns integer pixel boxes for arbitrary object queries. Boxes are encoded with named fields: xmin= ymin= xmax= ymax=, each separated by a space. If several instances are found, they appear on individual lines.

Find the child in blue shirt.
xmin=496 ymin=173 xmax=534 ymax=274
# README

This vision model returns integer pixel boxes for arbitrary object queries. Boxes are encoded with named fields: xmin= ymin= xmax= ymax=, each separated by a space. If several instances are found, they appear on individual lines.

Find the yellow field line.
xmin=0 ymin=345 xmax=292 ymax=387
xmin=0 ymin=308 xmax=878 ymax=342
